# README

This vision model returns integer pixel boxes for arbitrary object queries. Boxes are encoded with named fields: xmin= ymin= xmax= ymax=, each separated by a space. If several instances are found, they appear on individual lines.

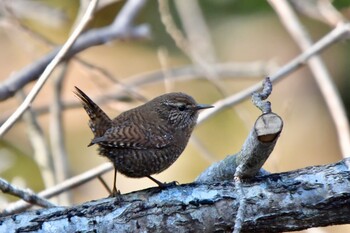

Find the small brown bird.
xmin=74 ymin=87 xmax=213 ymax=195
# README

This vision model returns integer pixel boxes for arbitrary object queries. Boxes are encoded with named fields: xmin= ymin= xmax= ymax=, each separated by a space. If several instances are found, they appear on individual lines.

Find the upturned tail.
xmin=74 ymin=86 xmax=111 ymax=145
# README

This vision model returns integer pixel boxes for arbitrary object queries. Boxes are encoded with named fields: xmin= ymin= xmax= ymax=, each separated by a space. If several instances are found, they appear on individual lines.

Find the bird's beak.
xmin=195 ymin=104 xmax=214 ymax=110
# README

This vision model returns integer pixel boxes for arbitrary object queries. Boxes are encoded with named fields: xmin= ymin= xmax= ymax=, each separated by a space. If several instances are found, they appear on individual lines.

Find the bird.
xmin=74 ymin=87 xmax=213 ymax=196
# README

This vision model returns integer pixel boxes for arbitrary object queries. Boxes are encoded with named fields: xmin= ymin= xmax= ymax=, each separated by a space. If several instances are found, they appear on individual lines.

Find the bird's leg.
xmin=146 ymin=175 xmax=178 ymax=188
xmin=110 ymin=168 xmax=120 ymax=197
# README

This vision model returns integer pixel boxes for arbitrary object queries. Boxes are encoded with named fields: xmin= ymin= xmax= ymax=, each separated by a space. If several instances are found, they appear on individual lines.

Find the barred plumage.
xmin=74 ymin=86 xmax=213 ymax=195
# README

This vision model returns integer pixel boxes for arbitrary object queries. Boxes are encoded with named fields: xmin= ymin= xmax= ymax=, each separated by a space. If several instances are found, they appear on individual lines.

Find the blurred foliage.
xmin=334 ymin=0 xmax=350 ymax=9
xmin=201 ymin=0 xmax=272 ymax=15
xmin=0 ymin=140 xmax=44 ymax=202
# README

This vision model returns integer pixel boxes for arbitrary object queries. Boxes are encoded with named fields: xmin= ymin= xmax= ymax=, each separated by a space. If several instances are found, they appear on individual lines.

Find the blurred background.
xmin=0 ymin=0 xmax=349 ymax=232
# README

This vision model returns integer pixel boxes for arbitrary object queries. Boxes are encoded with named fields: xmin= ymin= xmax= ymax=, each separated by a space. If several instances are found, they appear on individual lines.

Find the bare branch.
xmin=2 ymin=163 xmax=113 ymax=216
xmin=1 ymin=0 xmax=67 ymax=28
xmin=232 ymin=78 xmax=279 ymax=233
xmin=127 ymin=61 xmax=272 ymax=86
xmin=49 ymin=63 xmax=71 ymax=205
xmin=268 ymin=0 xmax=350 ymax=157
xmin=0 ymin=61 xmax=271 ymax=126
xmin=0 ymin=0 xmax=99 ymax=136
xmin=158 ymin=0 xmax=228 ymax=97
xmin=196 ymin=79 xmax=281 ymax=183
xmin=0 ymin=178 xmax=56 ymax=209
xmin=20 ymin=92 xmax=56 ymax=191
xmin=0 ymin=0 xmax=149 ymax=102
xmin=289 ymin=0 xmax=346 ymax=26
xmin=197 ymin=22 xmax=350 ymax=125
xmin=2 ymin=159 xmax=350 ymax=232
xmin=174 ymin=0 xmax=217 ymax=63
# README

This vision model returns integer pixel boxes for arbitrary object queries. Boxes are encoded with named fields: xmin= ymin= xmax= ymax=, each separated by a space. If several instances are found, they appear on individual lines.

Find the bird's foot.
xmin=109 ymin=188 xmax=122 ymax=198
xmin=158 ymin=181 xmax=179 ymax=188
xmin=110 ymin=190 xmax=121 ymax=197
xmin=146 ymin=175 xmax=179 ymax=189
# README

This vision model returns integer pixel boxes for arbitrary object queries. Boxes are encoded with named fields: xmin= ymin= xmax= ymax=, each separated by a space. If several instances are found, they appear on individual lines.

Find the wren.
xmin=74 ymin=87 xmax=213 ymax=195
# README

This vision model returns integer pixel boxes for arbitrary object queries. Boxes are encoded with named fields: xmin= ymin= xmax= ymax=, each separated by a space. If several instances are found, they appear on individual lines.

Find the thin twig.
xmin=72 ymin=0 xmax=122 ymax=31
xmin=126 ymin=62 xmax=271 ymax=87
xmin=174 ymin=0 xmax=216 ymax=63
xmin=157 ymin=47 xmax=174 ymax=93
xmin=1 ymin=8 xmax=148 ymax=104
xmin=268 ymin=0 xmax=350 ymax=156
xmin=19 ymin=92 xmax=56 ymax=190
xmin=0 ymin=61 xmax=271 ymax=125
xmin=0 ymin=0 xmax=149 ymax=102
xmin=0 ymin=0 xmax=99 ymax=136
xmin=197 ymin=22 xmax=350 ymax=125
xmin=1 ymin=3 xmax=56 ymax=48
xmin=74 ymin=58 xmax=149 ymax=103
xmin=156 ymin=46 xmax=218 ymax=162
xmin=2 ymin=163 xmax=113 ymax=216
xmin=160 ymin=0 xmax=266 ymax=136
xmin=97 ymin=176 xmax=112 ymax=194
xmin=0 ymin=178 xmax=56 ymax=209
xmin=158 ymin=0 xmax=228 ymax=96
xmin=50 ymin=63 xmax=71 ymax=205
xmin=289 ymin=0 xmax=346 ymax=26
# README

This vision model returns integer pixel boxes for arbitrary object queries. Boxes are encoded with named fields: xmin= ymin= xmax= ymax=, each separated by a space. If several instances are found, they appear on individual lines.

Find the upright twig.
xmin=174 ymin=0 xmax=217 ymax=63
xmin=19 ymin=92 xmax=56 ymax=193
xmin=159 ymin=0 xmax=232 ymax=162
xmin=233 ymin=78 xmax=279 ymax=233
xmin=49 ymin=63 xmax=71 ymax=205
xmin=158 ymin=0 xmax=228 ymax=96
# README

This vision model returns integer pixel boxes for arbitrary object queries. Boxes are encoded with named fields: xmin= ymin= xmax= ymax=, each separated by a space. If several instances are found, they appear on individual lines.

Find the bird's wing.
xmin=90 ymin=124 xmax=173 ymax=149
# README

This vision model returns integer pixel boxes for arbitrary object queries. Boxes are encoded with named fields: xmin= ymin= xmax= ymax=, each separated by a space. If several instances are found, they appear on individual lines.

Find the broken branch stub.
xmin=235 ymin=113 xmax=283 ymax=178
xmin=196 ymin=77 xmax=283 ymax=182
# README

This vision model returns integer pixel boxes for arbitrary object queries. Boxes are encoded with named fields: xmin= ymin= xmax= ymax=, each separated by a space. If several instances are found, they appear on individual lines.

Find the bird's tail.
xmin=74 ymin=87 xmax=111 ymax=142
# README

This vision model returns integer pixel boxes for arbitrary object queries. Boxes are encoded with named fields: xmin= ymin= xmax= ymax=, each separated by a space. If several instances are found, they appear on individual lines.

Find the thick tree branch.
xmin=2 ymin=158 xmax=350 ymax=232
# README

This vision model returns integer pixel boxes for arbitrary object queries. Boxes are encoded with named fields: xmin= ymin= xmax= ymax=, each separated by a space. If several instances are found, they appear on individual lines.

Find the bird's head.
xmin=153 ymin=92 xmax=213 ymax=129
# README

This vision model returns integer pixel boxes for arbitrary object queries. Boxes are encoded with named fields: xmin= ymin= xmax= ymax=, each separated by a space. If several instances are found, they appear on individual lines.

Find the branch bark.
xmin=2 ymin=158 xmax=350 ymax=232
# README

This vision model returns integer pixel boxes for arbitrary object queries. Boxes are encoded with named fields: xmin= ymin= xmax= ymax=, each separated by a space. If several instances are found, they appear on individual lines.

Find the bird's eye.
xmin=177 ymin=104 xmax=186 ymax=111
